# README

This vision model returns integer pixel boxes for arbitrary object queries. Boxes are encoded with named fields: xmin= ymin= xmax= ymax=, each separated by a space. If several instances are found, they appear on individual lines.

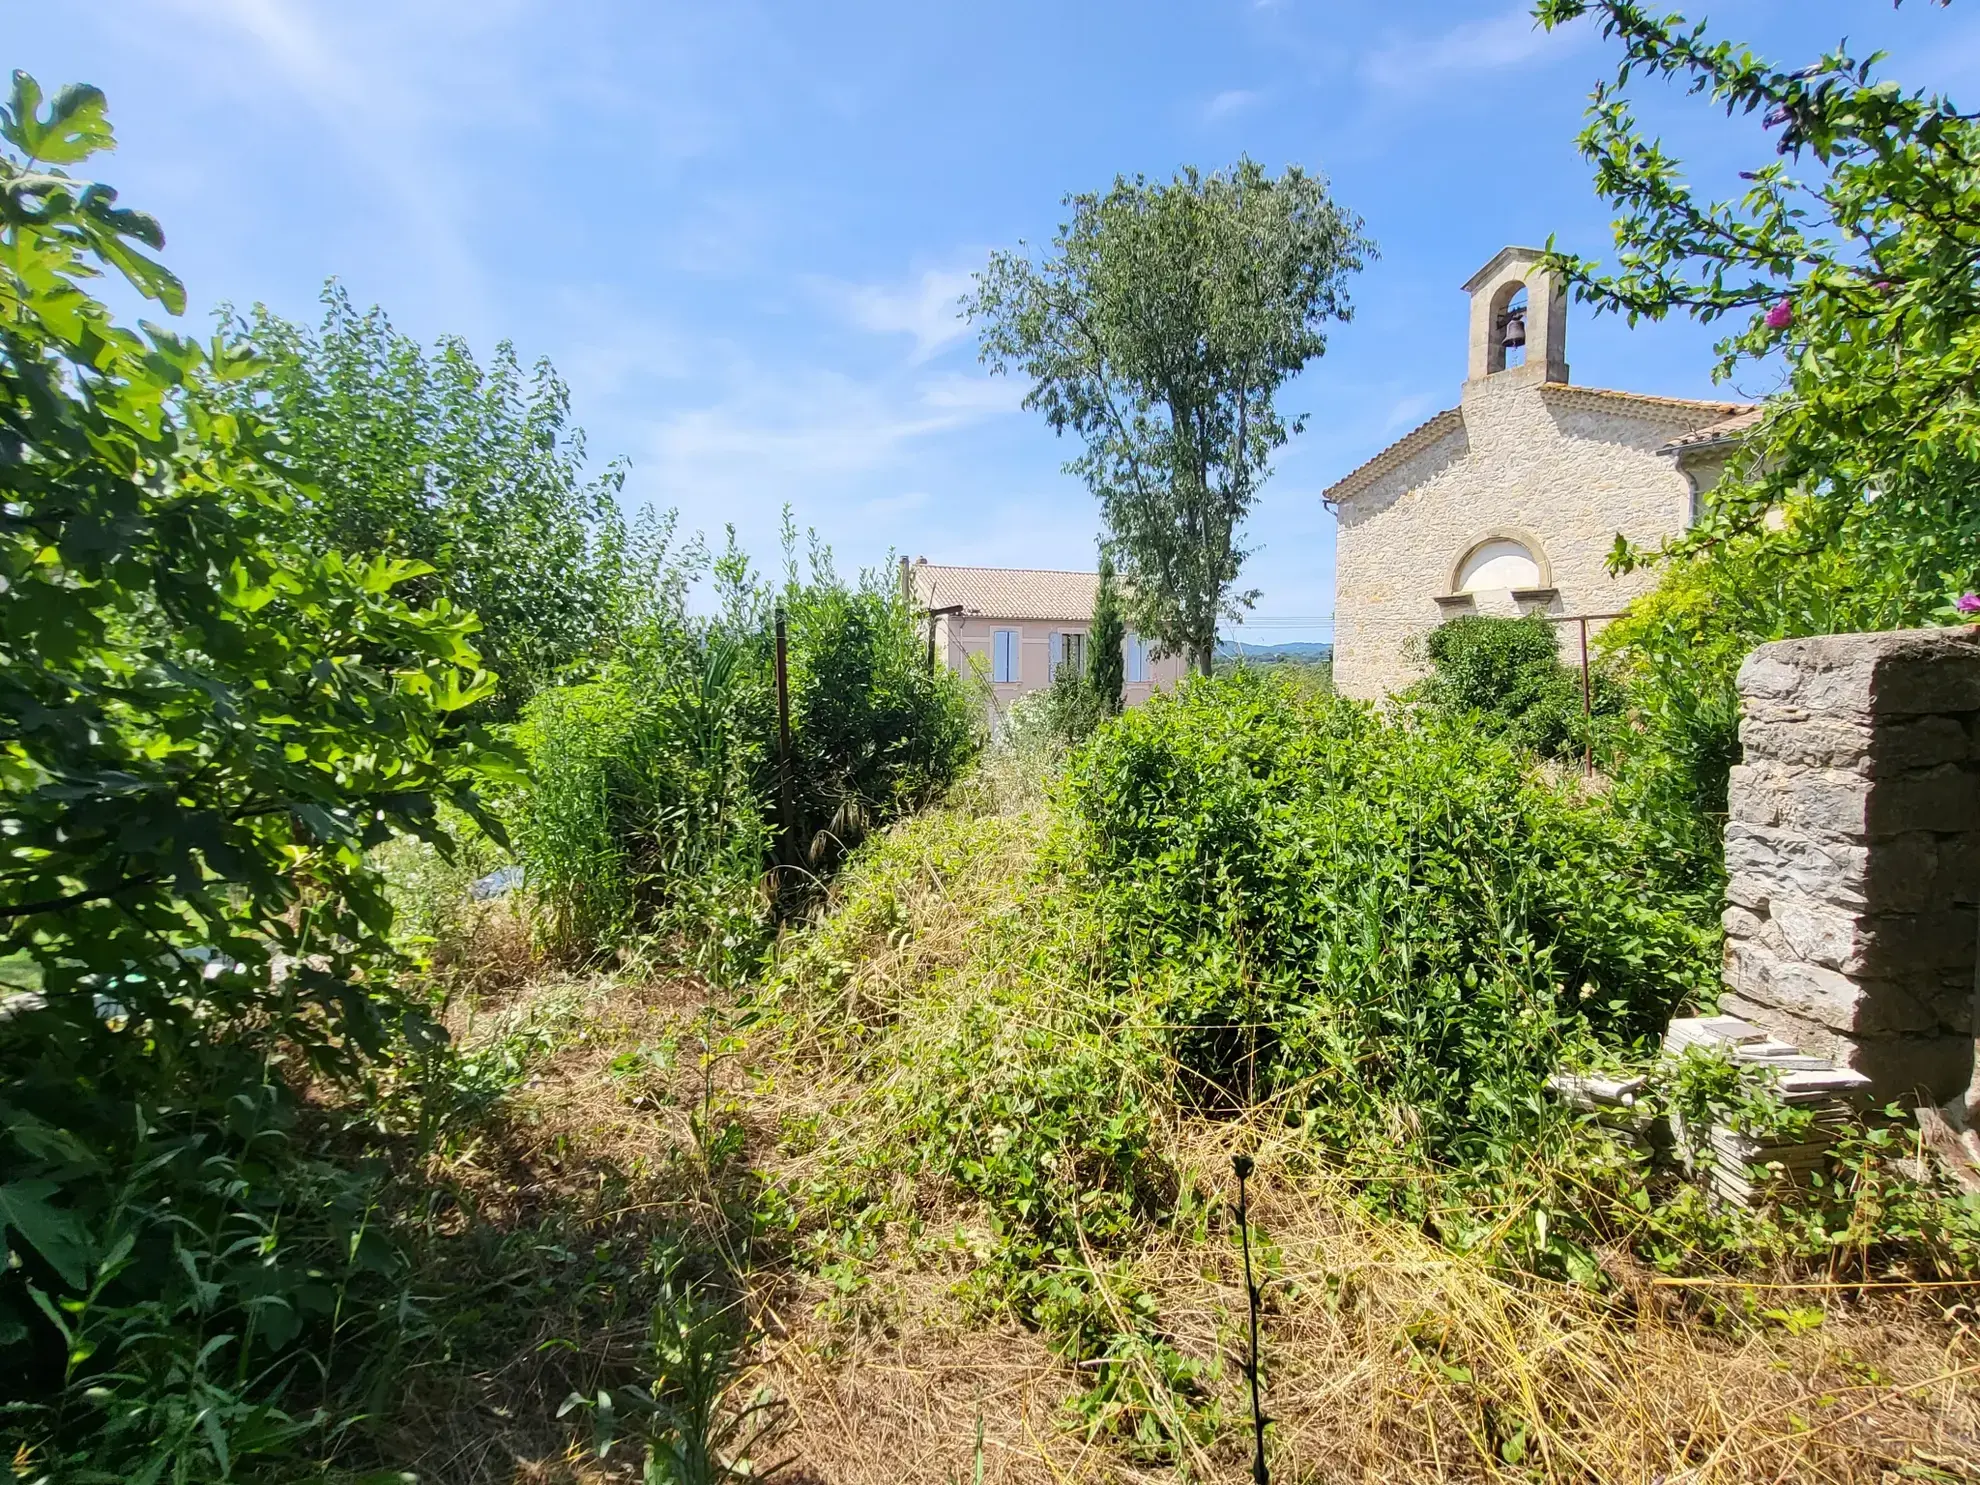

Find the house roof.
xmin=1321 ymin=406 xmax=1467 ymax=507
xmin=1321 ymin=384 xmax=1756 ymax=507
xmin=905 ymin=562 xmax=1104 ymax=622
xmin=1656 ymin=406 xmax=1764 ymax=457
xmin=1540 ymin=384 xmax=1754 ymax=423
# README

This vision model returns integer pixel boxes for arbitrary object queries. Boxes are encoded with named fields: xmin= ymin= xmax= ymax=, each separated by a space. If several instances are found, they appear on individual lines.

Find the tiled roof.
xmin=1657 ymin=406 xmax=1764 ymax=456
xmin=1321 ymin=384 xmax=1757 ymax=506
xmin=905 ymin=562 xmax=1103 ymax=622
xmin=1540 ymin=383 xmax=1754 ymax=423
xmin=1321 ymin=406 xmax=1466 ymax=506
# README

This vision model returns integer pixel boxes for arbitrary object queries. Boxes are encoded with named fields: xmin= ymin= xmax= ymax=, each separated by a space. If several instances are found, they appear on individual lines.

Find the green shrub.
xmin=1418 ymin=613 xmax=1624 ymax=762
xmin=511 ymin=535 xmax=979 ymax=976
xmin=1059 ymin=671 xmax=1720 ymax=1169
xmin=0 ymin=77 xmax=505 ymax=1478
xmin=782 ymin=562 xmax=980 ymax=869
xmin=1041 ymin=667 xmax=1110 ymax=746
xmin=204 ymin=284 xmax=644 ymax=720
xmin=516 ymin=639 xmax=772 ymax=981
xmin=1592 ymin=526 xmax=1902 ymax=868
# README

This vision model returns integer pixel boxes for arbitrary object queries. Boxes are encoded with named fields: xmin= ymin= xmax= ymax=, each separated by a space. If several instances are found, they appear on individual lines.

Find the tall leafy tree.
xmin=205 ymin=287 xmax=637 ymax=716
xmin=1087 ymin=550 xmax=1126 ymax=715
xmin=0 ymin=73 xmax=507 ymax=1475
xmin=970 ymin=160 xmax=1372 ymax=675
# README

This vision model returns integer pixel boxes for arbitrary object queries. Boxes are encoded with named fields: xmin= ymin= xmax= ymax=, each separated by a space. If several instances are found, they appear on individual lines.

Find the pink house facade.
xmin=901 ymin=559 xmax=1189 ymax=712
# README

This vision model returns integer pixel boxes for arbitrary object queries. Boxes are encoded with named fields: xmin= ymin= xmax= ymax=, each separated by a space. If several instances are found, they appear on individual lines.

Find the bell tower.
xmin=1462 ymin=245 xmax=1568 ymax=387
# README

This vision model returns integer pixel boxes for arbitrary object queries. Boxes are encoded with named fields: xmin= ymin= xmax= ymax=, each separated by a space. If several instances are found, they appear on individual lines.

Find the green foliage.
xmin=1418 ymin=613 xmax=1624 ymax=763
xmin=780 ymin=539 xmax=980 ymax=868
xmin=513 ymin=526 xmax=978 ymax=976
xmin=1059 ymin=671 xmax=1720 ymax=1170
xmin=1594 ymin=547 xmax=1783 ymax=839
xmin=559 ymin=1241 xmax=787 ymax=1485
xmin=970 ymin=160 xmax=1372 ymax=673
xmin=1534 ymin=1 xmax=1980 ymax=822
xmin=1035 ymin=669 xmax=1108 ymax=749
xmin=1661 ymin=1046 xmax=1820 ymax=1149
xmin=1086 ymin=552 xmax=1126 ymax=717
xmin=0 ymin=72 xmax=508 ymax=1477
xmin=205 ymin=284 xmax=647 ymax=718
xmin=517 ymin=640 xmax=773 ymax=983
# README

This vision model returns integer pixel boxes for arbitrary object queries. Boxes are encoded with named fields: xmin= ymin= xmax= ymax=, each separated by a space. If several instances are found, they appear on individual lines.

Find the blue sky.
xmin=17 ymin=2 xmax=1980 ymax=641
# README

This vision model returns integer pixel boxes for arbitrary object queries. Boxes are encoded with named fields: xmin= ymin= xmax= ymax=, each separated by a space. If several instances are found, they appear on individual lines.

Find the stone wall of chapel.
xmin=1333 ymin=376 xmax=1715 ymax=699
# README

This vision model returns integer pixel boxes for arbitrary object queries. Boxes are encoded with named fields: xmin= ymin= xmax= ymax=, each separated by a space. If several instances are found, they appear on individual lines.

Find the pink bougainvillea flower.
xmin=1764 ymin=299 xmax=1794 ymax=331
xmin=1957 ymin=592 xmax=1980 ymax=615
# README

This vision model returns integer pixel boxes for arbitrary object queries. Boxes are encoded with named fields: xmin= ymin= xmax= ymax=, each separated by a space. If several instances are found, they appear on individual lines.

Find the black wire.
xmin=1234 ymin=1152 xmax=1269 ymax=1485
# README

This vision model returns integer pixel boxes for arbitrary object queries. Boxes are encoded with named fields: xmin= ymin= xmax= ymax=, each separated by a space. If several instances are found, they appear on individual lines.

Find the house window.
xmin=1126 ymin=632 xmax=1151 ymax=684
xmin=992 ymin=629 xmax=1019 ymax=684
xmin=1050 ymin=631 xmax=1085 ymax=679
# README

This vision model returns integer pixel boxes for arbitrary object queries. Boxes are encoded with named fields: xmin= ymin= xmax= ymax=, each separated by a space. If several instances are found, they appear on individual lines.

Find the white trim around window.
xmin=992 ymin=628 xmax=1019 ymax=684
xmin=1126 ymin=632 xmax=1151 ymax=684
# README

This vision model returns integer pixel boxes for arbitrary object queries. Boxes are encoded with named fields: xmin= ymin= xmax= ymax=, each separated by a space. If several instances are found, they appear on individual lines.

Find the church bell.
xmin=1502 ymin=309 xmax=1527 ymax=349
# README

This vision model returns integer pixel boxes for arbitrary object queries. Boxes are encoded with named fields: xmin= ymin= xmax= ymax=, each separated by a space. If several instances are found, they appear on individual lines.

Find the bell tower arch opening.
xmin=1463 ymin=246 xmax=1568 ymax=385
xmin=1489 ymin=283 xmax=1529 ymax=372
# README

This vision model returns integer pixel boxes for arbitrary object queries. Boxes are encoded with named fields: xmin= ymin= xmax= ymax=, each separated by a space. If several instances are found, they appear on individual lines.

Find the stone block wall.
xmin=1724 ymin=627 xmax=1980 ymax=1102
xmin=1330 ymin=376 xmax=1733 ymax=700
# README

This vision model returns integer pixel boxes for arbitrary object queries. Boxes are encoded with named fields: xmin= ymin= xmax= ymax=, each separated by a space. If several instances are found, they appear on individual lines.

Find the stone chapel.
xmin=1325 ymin=245 xmax=1760 ymax=699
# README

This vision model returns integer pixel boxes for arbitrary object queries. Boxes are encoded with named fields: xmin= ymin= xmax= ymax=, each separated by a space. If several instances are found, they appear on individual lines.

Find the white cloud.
xmin=812 ymin=267 xmax=977 ymax=361
xmin=626 ymin=362 xmax=1017 ymax=523
xmin=1363 ymin=6 xmax=1579 ymax=92
xmin=1203 ymin=88 xmax=1263 ymax=121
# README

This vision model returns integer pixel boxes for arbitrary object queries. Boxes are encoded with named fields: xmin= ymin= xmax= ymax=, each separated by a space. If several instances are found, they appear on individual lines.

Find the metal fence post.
xmin=1579 ymin=614 xmax=1592 ymax=778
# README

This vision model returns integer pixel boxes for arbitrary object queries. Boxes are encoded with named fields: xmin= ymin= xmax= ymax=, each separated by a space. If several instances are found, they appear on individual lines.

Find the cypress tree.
xmin=1088 ymin=551 xmax=1126 ymax=716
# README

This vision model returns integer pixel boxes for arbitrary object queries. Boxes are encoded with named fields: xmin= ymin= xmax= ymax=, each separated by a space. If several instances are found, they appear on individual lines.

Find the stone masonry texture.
xmin=1330 ymin=372 xmax=1731 ymax=699
xmin=1722 ymin=627 xmax=1980 ymax=1102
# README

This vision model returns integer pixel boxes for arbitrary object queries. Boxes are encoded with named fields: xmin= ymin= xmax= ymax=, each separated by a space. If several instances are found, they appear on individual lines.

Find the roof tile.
xmin=906 ymin=563 xmax=1103 ymax=622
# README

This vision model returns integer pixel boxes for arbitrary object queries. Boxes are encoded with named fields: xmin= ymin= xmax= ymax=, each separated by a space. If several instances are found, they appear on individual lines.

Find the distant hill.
xmin=1214 ymin=640 xmax=1334 ymax=663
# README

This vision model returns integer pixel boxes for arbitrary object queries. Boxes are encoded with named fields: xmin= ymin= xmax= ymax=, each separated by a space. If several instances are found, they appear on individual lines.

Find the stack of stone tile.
xmin=1543 ymin=1070 xmax=1655 ymax=1152
xmin=1664 ymin=1014 xmax=1871 ymax=1210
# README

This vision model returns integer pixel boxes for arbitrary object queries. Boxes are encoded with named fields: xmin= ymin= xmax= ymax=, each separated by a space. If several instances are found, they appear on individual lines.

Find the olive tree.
xmin=969 ymin=160 xmax=1372 ymax=674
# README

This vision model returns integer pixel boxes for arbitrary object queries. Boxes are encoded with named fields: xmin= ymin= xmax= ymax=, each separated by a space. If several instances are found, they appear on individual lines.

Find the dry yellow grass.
xmin=395 ymin=794 xmax=1980 ymax=1485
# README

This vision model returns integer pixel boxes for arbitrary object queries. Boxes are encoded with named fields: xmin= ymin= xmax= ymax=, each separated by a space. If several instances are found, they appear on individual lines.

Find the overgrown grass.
xmin=35 ymin=680 xmax=1972 ymax=1483
xmin=736 ymin=746 xmax=1980 ymax=1482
